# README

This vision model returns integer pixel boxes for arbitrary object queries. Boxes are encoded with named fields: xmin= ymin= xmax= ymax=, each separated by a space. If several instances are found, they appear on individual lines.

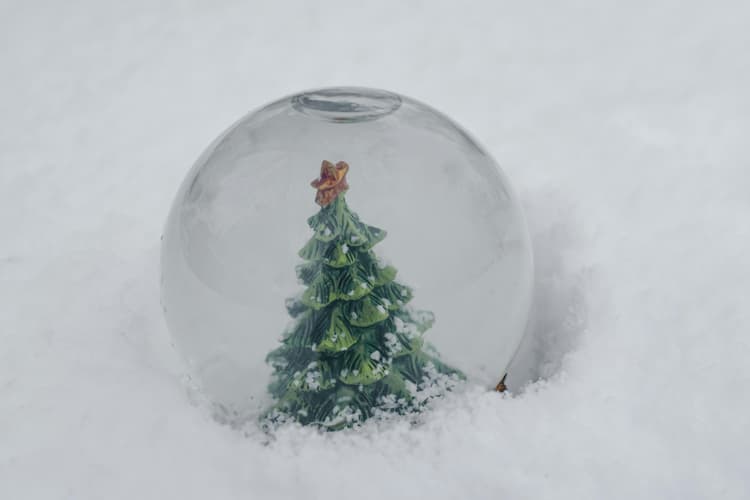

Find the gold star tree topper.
xmin=311 ymin=160 xmax=349 ymax=207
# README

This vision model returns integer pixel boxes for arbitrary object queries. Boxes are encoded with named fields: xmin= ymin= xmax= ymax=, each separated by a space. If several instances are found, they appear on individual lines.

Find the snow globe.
xmin=161 ymin=87 xmax=533 ymax=430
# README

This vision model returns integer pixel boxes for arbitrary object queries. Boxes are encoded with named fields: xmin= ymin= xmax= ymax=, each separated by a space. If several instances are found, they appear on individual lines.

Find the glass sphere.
xmin=161 ymin=87 xmax=533 ymax=425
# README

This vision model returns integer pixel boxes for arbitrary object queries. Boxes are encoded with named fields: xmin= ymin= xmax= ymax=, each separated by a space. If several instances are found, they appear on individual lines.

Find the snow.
xmin=1 ymin=1 xmax=749 ymax=499
xmin=303 ymin=369 xmax=322 ymax=391
xmin=384 ymin=332 xmax=403 ymax=356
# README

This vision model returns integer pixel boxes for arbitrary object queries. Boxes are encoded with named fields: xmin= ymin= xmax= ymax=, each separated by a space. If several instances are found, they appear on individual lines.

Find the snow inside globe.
xmin=161 ymin=87 xmax=533 ymax=430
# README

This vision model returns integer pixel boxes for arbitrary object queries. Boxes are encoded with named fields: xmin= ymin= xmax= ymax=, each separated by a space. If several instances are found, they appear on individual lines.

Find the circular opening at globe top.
xmin=292 ymin=87 xmax=402 ymax=123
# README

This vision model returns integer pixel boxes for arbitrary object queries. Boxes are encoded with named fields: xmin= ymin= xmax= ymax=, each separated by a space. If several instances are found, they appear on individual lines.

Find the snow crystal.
xmin=379 ymin=394 xmax=398 ymax=410
xmin=384 ymin=332 xmax=403 ymax=355
xmin=376 ymin=304 xmax=386 ymax=314
xmin=304 ymin=369 xmax=321 ymax=390
xmin=393 ymin=317 xmax=419 ymax=337
xmin=322 ymin=405 xmax=363 ymax=429
xmin=370 ymin=350 xmax=381 ymax=361
xmin=341 ymin=243 xmax=349 ymax=254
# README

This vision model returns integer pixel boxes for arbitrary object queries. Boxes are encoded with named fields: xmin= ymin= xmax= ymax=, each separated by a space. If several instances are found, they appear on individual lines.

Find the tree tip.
xmin=312 ymin=160 xmax=350 ymax=207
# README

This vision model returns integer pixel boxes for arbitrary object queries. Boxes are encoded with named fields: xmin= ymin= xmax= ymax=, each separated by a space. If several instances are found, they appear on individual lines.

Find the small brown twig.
xmin=495 ymin=374 xmax=508 ymax=393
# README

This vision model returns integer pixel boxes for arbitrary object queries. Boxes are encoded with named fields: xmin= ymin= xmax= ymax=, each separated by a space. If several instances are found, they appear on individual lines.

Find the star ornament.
xmin=311 ymin=160 xmax=349 ymax=207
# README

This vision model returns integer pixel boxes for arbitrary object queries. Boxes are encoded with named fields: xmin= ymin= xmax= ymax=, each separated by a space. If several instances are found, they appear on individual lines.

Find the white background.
xmin=1 ymin=1 xmax=748 ymax=499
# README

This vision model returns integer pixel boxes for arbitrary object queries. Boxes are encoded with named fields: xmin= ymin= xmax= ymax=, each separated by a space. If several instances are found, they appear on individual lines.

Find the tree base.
xmin=494 ymin=374 xmax=508 ymax=393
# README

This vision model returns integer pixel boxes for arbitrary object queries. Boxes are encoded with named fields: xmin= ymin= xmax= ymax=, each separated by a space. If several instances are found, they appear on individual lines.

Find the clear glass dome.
xmin=161 ymin=87 xmax=533 ymax=427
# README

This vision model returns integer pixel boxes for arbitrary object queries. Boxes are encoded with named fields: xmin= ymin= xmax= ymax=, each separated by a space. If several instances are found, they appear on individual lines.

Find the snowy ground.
xmin=2 ymin=1 xmax=749 ymax=499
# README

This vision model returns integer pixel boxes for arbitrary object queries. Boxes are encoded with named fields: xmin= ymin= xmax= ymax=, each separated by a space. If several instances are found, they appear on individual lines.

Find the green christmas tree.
xmin=264 ymin=160 xmax=463 ymax=430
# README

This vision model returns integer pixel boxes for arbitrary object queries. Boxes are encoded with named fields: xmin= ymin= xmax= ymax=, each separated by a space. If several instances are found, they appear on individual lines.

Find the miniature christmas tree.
xmin=264 ymin=160 xmax=463 ymax=430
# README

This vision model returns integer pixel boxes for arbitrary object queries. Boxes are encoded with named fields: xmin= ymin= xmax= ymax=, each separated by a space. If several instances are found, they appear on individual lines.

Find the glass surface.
xmin=161 ymin=87 xmax=533 ymax=425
